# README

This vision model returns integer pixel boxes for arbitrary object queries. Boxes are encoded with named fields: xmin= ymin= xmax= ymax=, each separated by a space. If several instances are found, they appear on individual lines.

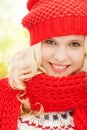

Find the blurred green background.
xmin=0 ymin=0 xmax=29 ymax=79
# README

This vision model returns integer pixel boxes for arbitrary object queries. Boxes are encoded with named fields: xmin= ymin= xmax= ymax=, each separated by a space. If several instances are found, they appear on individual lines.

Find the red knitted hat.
xmin=22 ymin=0 xmax=87 ymax=45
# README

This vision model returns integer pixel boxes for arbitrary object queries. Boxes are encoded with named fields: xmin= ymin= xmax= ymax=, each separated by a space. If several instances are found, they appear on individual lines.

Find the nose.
xmin=54 ymin=46 xmax=68 ymax=62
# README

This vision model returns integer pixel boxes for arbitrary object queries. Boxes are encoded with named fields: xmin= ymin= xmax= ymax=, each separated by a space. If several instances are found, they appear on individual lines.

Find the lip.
xmin=49 ymin=63 xmax=70 ymax=73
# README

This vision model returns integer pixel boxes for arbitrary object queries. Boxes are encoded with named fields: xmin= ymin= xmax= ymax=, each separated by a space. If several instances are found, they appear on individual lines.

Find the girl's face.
xmin=41 ymin=35 xmax=85 ymax=77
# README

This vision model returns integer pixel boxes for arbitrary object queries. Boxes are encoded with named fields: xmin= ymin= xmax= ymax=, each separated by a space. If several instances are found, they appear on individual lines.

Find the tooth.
xmin=53 ymin=65 xmax=66 ymax=69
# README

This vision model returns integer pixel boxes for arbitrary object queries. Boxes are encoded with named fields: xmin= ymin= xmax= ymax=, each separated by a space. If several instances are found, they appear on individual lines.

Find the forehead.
xmin=51 ymin=35 xmax=85 ymax=42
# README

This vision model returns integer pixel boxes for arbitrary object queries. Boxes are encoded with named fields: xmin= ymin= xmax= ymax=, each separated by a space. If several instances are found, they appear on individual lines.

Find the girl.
xmin=0 ymin=0 xmax=87 ymax=130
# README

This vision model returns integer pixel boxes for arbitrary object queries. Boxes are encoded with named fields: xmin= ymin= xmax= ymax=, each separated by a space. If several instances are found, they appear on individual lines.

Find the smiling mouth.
xmin=50 ymin=63 xmax=70 ymax=73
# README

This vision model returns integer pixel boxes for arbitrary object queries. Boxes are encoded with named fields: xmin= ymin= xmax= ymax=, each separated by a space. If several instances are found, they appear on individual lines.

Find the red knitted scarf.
xmin=25 ymin=72 xmax=87 ymax=130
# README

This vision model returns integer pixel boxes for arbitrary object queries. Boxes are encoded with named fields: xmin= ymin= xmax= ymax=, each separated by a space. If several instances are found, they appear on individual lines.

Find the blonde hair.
xmin=82 ymin=36 xmax=87 ymax=71
xmin=9 ymin=42 xmax=46 ymax=115
xmin=8 ymin=36 xmax=87 ymax=115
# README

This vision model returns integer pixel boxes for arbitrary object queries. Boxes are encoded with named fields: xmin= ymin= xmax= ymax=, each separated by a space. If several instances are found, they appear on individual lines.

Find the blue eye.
xmin=44 ymin=39 xmax=56 ymax=45
xmin=69 ymin=42 xmax=80 ymax=47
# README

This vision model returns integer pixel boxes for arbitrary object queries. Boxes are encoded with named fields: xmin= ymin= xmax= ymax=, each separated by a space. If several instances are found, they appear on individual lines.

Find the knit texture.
xmin=18 ymin=111 xmax=75 ymax=130
xmin=25 ymin=72 xmax=87 ymax=130
xmin=0 ymin=78 xmax=20 ymax=130
xmin=22 ymin=0 xmax=87 ymax=45
xmin=0 ymin=72 xmax=87 ymax=130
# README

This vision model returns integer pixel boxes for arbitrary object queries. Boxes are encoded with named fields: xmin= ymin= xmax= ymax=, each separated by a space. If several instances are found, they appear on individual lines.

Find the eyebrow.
xmin=51 ymin=37 xmax=85 ymax=43
xmin=70 ymin=39 xmax=84 ymax=42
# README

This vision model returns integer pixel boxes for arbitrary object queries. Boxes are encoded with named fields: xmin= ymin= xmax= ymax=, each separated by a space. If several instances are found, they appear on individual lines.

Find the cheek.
xmin=70 ymin=51 xmax=85 ymax=64
xmin=42 ymin=46 xmax=53 ymax=59
xmin=42 ymin=49 xmax=49 ymax=60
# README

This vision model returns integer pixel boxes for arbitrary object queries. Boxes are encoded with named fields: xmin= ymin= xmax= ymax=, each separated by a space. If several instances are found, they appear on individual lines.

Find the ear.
xmin=27 ymin=0 xmax=39 ymax=10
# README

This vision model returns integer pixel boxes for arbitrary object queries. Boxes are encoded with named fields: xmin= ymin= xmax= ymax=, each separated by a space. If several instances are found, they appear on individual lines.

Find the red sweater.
xmin=0 ymin=78 xmax=20 ymax=130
